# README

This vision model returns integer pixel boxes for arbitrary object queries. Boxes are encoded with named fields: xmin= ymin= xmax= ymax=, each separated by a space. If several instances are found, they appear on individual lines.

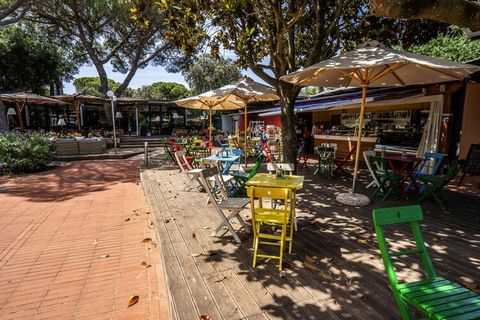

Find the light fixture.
xmin=57 ymin=118 xmax=66 ymax=126
xmin=172 ymin=112 xmax=180 ymax=119
xmin=7 ymin=107 xmax=16 ymax=115
xmin=115 ymin=111 xmax=123 ymax=119
xmin=106 ymin=90 xmax=114 ymax=98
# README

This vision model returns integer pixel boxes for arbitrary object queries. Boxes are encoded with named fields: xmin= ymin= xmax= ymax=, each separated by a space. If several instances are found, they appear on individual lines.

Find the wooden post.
xmin=144 ymin=142 xmax=149 ymax=167
xmin=209 ymin=108 xmax=212 ymax=146
xmin=244 ymin=104 xmax=248 ymax=165
xmin=15 ymin=102 xmax=24 ymax=130
xmin=75 ymin=100 xmax=81 ymax=131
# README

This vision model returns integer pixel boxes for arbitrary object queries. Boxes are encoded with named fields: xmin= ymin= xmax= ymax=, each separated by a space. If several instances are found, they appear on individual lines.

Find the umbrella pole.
xmin=352 ymin=84 xmax=368 ymax=194
xmin=244 ymin=105 xmax=248 ymax=165
xmin=209 ymin=108 xmax=212 ymax=147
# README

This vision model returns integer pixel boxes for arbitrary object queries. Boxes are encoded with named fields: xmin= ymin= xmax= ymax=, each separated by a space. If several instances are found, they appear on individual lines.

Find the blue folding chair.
xmin=415 ymin=152 xmax=444 ymax=178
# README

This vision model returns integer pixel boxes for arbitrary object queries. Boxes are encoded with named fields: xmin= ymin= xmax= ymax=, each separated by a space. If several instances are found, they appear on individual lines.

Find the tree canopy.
xmin=182 ymin=55 xmax=241 ymax=95
xmin=0 ymin=24 xmax=81 ymax=94
xmin=405 ymin=27 xmax=480 ymax=62
xmin=32 ymin=0 xmax=184 ymax=98
xmin=73 ymin=77 xmax=135 ymax=97
xmin=134 ymin=82 xmax=190 ymax=100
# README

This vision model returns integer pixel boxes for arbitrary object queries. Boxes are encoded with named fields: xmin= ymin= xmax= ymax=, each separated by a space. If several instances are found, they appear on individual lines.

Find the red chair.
xmin=296 ymin=141 xmax=314 ymax=169
xmin=333 ymin=147 xmax=356 ymax=176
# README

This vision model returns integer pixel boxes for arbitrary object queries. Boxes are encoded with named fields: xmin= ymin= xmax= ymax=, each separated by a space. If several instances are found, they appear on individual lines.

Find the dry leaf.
xmin=203 ymin=226 xmax=210 ymax=230
xmin=93 ymin=239 xmax=99 ymax=246
xmin=344 ymin=208 xmax=349 ymax=212
xmin=304 ymin=260 xmax=318 ymax=271
xmin=432 ymin=237 xmax=439 ymax=241
xmin=192 ymin=232 xmax=196 ymax=238
xmin=145 ymin=211 xmax=150 ymax=215
xmin=189 ymin=253 xmax=202 ymax=257
xmin=141 ymin=261 xmax=152 ymax=268
xmin=357 ymin=239 xmax=367 ymax=245
xmin=213 ymin=275 xmax=226 ymax=282
xmin=199 ymin=316 xmax=212 ymax=320
xmin=125 ymin=218 xmax=131 ymax=222
xmin=134 ymin=212 xmax=140 ymax=216
xmin=305 ymin=255 xmax=316 ymax=263
xmin=128 ymin=295 xmax=139 ymax=307
xmin=150 ymin=221 xmax=154 ymax=225
xmin=142 ymin=238 xmax=153 ymax=243
xmin=99 ymin=254 xmax=110 ymax=259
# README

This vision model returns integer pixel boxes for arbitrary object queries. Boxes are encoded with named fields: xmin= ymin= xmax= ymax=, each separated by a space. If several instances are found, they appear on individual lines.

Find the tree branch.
xmin=371 ymin=0 xmax=480 ymax=31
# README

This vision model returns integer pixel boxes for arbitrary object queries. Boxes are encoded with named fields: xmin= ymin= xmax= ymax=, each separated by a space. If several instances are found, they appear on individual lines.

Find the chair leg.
xmin=288 ymin=218 xmax=295 ymax=254
xmin=252 ymin=223 xmax=260 ymax=268
xmin=278 ymin=225 xmax=287 ymax=271
xmin=392 ymin=291 xmax=412 ymax=320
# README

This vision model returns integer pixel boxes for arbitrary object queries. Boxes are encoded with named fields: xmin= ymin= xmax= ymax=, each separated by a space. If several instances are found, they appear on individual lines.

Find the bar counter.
xmin=313 ymin=134 xmax=377 ymax=162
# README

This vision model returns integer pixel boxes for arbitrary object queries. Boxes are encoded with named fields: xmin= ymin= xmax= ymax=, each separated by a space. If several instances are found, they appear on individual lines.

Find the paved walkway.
xmin=0 ymin=161 xmax=168 ymax=320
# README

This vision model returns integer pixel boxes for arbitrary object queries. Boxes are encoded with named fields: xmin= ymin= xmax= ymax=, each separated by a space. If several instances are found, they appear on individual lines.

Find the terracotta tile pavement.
xmin=0 ymin=161 xmax=169 ymax=320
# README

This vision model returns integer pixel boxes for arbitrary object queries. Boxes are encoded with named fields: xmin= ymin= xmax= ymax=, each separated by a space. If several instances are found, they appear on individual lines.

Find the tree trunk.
xmin=278 ymin=83 xmax=301 ymax=170
xmin=0 ymin=102 xmax=8 ymax=133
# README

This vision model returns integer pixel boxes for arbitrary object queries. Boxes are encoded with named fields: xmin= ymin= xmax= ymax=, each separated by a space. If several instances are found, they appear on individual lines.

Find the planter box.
xmin=55 ymin=140 xmax=78 ymax=156
xmin=78 ymin=140 xmax=105 ymax=154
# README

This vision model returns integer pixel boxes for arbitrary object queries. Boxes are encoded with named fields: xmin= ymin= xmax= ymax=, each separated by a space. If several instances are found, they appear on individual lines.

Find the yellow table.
xmin=246 ymin=173 xmax=304 ymax=190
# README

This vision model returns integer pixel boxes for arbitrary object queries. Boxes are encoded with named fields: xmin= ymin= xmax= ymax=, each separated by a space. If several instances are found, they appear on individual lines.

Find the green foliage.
xmin=405 ymin=27 xmax=480 ymax=62
xmin=73 ymin=77 xmax=135 ymax=97
xmin=0 ymin=24 xmax=82 ymax=94
xmin=183 ymin=55 xmax=241 ymax=95
xmin=134 ymin=82 xmax=190 ymax=100
xmin=0 ymin=132 xmax=53 ymax=174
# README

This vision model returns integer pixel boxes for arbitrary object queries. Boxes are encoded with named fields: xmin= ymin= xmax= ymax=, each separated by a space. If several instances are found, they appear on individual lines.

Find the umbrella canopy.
xmin=175 ymin=77 xmax=279 ymax=159
xmin=1 ymin=93 xmax=69 ymax=105
xmin=281 ymin=41 xmax=480 ymax=87
xmin=280 ymin=41 xmax=480 ymax=198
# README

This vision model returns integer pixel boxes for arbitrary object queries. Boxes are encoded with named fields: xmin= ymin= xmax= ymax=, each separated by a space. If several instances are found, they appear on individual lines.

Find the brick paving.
xmin=0 ymin=161 xmax=169 ymax=320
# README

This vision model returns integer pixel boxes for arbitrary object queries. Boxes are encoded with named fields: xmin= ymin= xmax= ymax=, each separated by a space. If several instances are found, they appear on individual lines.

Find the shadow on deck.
xmin=141 ymin=160 xmax=480 ymax=320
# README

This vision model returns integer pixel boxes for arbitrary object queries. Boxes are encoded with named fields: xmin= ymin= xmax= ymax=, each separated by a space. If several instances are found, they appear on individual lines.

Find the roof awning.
xmin=259 ymin=90 xmax=432 ymax=117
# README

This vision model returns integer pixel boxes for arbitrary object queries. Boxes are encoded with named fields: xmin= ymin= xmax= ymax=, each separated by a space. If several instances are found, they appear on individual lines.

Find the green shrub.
xmin=0 ymin=132 xmax=53 ymax=174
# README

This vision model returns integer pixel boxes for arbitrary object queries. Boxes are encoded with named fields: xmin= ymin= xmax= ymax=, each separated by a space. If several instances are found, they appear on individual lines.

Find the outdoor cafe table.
xmin=385 ymin=155 xmax=424 ymax=196
xmin=246 ymin=173 xmax=305 ymax=215
xmin=206 ymin=154 xmax=241 ymax=174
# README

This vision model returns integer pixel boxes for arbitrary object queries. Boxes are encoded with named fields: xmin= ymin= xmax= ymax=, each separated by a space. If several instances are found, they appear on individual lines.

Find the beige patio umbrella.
xmin=175 ymin=94 xmax=245 ymax=145
xmin=280 ymin=41 xmax=480 ymax=205
xmin=176 ymin=77 xmax=279 ymax=159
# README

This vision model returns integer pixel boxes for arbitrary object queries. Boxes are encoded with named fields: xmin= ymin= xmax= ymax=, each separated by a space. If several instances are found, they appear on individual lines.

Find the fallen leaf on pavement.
xmin=305 ymin=255 xmax=317 ymax=263
xmin=192 ymin=232 xmax=196 ymax=238
xmin=357 ymin=239 xmax=367 ymax=245
xmin=145 ymin=211 xmax=150 ymax=215
xmin=189 ymin=253 xmax=202 ymax=257
xmin=141 ymin=261 xmax=151 ymax=268
xmin=150 ymin=221 xmax=154 ymax=225
xmin=214 ymin=275 xmax=226 ymax=282
xmin=125 ymin=218 xmax=131 ymax=222
xmin=142 ymin=238 xmax=153 ymax=243
xmin=93 ymin=239 xmax=99 ymax=246
xmin=99 ymin=254 xmax=110 ymax=259
xmin=304 ymin=260 xmax=318 ymax=271
xmin=199 ymin=316 xmax=212 ymax=320
xmin=202 ymin=226 xmax=210 ymax=229
xmin=128 ymin=295 xmax=139 ymax=307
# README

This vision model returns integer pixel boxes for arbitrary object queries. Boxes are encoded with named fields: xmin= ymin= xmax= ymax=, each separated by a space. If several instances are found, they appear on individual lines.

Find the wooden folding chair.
xmin=247 ymin=186 xmax=293 ymax=271
xmin=199 ymin=167 xmax=249 ymax=244
xmin=373 ymin=205 xmax=480 ymax=320
xmin=368 ymin=155 xmax=404 ymax=200
xmin=163 ymin=141 xmax=177 ymax=165
xmin=200 ymin=158 xmax=235 ymax=193
xmin=174 ymin=150 xmax=203 ymax=191
xmin=314 ymin=146 xmax=335 ymax=178
xmin=364 ymin=150 xmax=382 ymax=189
xmin=333 ymin=147 xmax=356 ymax=176
xmin=418 ymin=160 xmax=464 ymax=208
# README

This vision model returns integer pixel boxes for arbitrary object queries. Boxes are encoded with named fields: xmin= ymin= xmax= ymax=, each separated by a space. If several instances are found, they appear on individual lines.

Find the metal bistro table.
xmin=206 ymin=154 xmax=241 ymax=174
xmin=246 ymin=173 xmax=305 ymax=228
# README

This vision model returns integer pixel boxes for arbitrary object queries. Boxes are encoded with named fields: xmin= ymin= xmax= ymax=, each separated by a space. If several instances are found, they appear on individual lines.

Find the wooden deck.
xmin=141 ymin=160 xmax=480 ymax=320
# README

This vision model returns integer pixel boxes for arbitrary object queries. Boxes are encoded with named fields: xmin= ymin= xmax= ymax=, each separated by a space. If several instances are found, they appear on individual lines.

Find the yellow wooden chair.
xmin=246 ymin=186 xmax=294 ymax=271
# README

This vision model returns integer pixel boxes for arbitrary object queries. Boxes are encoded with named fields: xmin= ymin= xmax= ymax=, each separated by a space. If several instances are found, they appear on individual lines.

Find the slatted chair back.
xmin=373 ymin=205 xmax=436 ymax=289
xmin=368 ymin=155 xmax=389 ymax=181
xmin=416 ymin=152 xmax=444 ymax=176
xmin=267 ymin=163 xmax=294 ymax=175
xmin=317 ymin=146 xmax=335 ymax=162
xmin=363 ymin=150 xmax=380 ymax=187
xmin=174 ymin=150 xmax=193 ymax=172
xmin=199 ymin=166 xmax=229 ymax=204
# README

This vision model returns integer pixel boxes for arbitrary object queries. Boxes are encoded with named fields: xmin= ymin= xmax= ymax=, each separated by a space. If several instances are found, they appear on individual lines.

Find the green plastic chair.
xmin=417 ymin=160 xmax=464 ymax=208
xmin=373 ymin=205 xmax=480 ymax=320
xmin=231 ymin=155 xmax=265 ymax=196
xmin=368 ymin=155 xmax=404 ymax=200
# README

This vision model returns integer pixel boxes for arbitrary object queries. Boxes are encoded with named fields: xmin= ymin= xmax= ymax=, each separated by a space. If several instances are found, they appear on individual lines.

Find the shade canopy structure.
xmin=175 ymin=77 xmax=279 ymax=160
xmin=280 ymin=41 xmax=480 ymax=203
xmin=1 ymin=93 xmax=70 ymax=129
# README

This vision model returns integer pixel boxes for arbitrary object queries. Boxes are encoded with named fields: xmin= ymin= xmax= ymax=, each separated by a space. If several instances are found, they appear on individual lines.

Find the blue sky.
xmin=63 ymin=57 xmax=268 ymax=94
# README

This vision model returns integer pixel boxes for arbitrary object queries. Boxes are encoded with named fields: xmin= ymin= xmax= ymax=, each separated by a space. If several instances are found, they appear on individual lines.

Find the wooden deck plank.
xmin=141 ymin=161 xmax=480 ymax=320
